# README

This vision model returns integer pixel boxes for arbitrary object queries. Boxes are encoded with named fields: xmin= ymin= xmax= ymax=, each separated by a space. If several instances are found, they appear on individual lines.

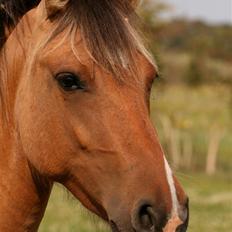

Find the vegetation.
xmin=139 ymin=0 xmax=232 ymax=176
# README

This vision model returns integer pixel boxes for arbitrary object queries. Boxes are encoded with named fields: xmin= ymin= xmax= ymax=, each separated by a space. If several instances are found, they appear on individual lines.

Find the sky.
xmin=163 ymin=0 xmax=232 ymax=25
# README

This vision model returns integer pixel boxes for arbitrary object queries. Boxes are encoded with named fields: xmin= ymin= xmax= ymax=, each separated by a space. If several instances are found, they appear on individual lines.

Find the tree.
xmin=138 ymin=0 xmax=171 ymax=27
xmin=185 ymin=54 xmax=205 ymax=86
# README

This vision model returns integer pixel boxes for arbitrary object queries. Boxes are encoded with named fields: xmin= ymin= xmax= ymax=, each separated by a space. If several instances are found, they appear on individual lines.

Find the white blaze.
xmin=164 ymin=157 xmax=179 ymax=216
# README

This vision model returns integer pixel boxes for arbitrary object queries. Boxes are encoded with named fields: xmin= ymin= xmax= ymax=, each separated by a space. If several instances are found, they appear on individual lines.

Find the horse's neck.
xmin=0 ymin=22 xmax=52 ymax=232
xmin=0 ymin=141 xmax=51 ymax=231
xmin=0 ymin=70 xmax=51 ymax=232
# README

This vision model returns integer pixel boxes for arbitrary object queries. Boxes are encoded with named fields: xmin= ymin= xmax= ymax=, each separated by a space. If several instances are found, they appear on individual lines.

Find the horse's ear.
xmin=45 ymin=0 xmax=69 ymax=17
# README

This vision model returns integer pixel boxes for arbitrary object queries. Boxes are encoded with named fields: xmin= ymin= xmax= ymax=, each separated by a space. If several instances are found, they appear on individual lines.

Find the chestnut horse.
xmin=0 ymin=0 xmax=189 ymax=231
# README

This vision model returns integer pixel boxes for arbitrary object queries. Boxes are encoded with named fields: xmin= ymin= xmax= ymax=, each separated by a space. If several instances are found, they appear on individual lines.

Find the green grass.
xmin=150 ymin=84 xmax=232 ymax=172
xmin=39 ymin=173 xmax=232 ymax=232
xmin=178 ymin=173 xmax=232 ymax=232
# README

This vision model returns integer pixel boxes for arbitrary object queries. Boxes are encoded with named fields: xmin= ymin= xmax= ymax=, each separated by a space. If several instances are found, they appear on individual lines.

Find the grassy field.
xmin=39 ymin=173 xmax=232 ymax=232
xmin=150 ymin=84 xmax=232 ymax=173
xmin=179 ymin=173 xmax=232 ymax=232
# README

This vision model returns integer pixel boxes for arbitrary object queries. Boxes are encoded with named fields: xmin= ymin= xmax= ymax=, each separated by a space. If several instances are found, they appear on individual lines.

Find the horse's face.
xmin=14 ymin=4 xmax=188 ymax=232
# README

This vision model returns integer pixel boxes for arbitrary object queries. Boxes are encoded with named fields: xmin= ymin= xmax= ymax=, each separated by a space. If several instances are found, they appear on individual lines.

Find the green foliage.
xmin=185 ymin=55 xmax=205 ymax=86
xmin=138 ymin=1 xmax=232 ymax=85
xmin=138 ymin=2 xmax=232 ymax=63
xmin=138 ymin=0 xmax=170 ymax=26
xmin=159 ymin=20 xmax=232 ymax=62
xmin=151 ymin=85 xmax=231 ymax=130
xmin=150 ymin=84 xmax=232 ymax=172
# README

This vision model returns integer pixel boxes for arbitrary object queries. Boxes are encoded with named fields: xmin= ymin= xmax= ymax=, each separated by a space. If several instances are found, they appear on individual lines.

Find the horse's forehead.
xmin=37 ymin=33 xmax=90 ymax=64
xmin=37 ymin=35 xmax=156 ymax=77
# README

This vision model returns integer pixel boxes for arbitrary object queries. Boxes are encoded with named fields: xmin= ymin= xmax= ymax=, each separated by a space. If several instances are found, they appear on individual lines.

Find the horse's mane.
xmin=0 ymin=0 xmax=40 ymax=48
xmin=0 ymin=0 xmax=155 ymax=77
xmin=45 ymin=0 xmax=155 ymax=78
xmin=0 ymin=0 xmax=40 ymax=122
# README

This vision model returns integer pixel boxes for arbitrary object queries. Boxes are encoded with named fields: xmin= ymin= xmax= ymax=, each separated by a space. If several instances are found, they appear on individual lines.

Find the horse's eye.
xmin=55 ymin=72 xmax=86 ymax=91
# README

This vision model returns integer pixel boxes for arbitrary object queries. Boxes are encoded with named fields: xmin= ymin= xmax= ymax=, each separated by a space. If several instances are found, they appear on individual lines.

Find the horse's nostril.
xmin=140 ymin=206 xmax=155 ymax=229
xmin=176 ymin=223 xmax=188 ymax=232
xmin=132 ymin=204 xmax=156 ymax=231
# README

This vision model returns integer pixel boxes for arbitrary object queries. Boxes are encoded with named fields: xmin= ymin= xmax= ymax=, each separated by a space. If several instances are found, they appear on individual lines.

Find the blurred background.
xmin=40 ymin=0 xmax=232 ymax=231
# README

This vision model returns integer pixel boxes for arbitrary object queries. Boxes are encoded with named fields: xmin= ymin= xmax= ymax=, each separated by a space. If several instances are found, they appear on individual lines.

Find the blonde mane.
xmin=44 ymin=0 xmax=155 ymax=78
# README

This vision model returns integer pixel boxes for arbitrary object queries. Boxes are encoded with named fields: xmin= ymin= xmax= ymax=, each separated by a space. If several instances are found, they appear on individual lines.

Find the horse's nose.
xmin=131 ymin=199 xmax=189 ymax=232
xmin=131 ymin=203 xmax=161 ymax=232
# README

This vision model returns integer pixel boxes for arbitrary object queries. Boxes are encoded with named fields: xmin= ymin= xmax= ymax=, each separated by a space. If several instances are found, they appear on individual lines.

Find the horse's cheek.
xmin=14 ymin=81 xmax=74 ymax=176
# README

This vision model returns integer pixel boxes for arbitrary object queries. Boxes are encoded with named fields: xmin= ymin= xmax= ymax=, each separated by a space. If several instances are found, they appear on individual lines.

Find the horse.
xmin=0 ymin=0 xmax=189 ymax=231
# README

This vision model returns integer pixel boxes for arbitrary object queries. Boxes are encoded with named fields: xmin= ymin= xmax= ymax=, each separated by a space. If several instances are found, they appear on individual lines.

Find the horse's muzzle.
xmin=110 ymin=199 xmax=189 ymax=232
